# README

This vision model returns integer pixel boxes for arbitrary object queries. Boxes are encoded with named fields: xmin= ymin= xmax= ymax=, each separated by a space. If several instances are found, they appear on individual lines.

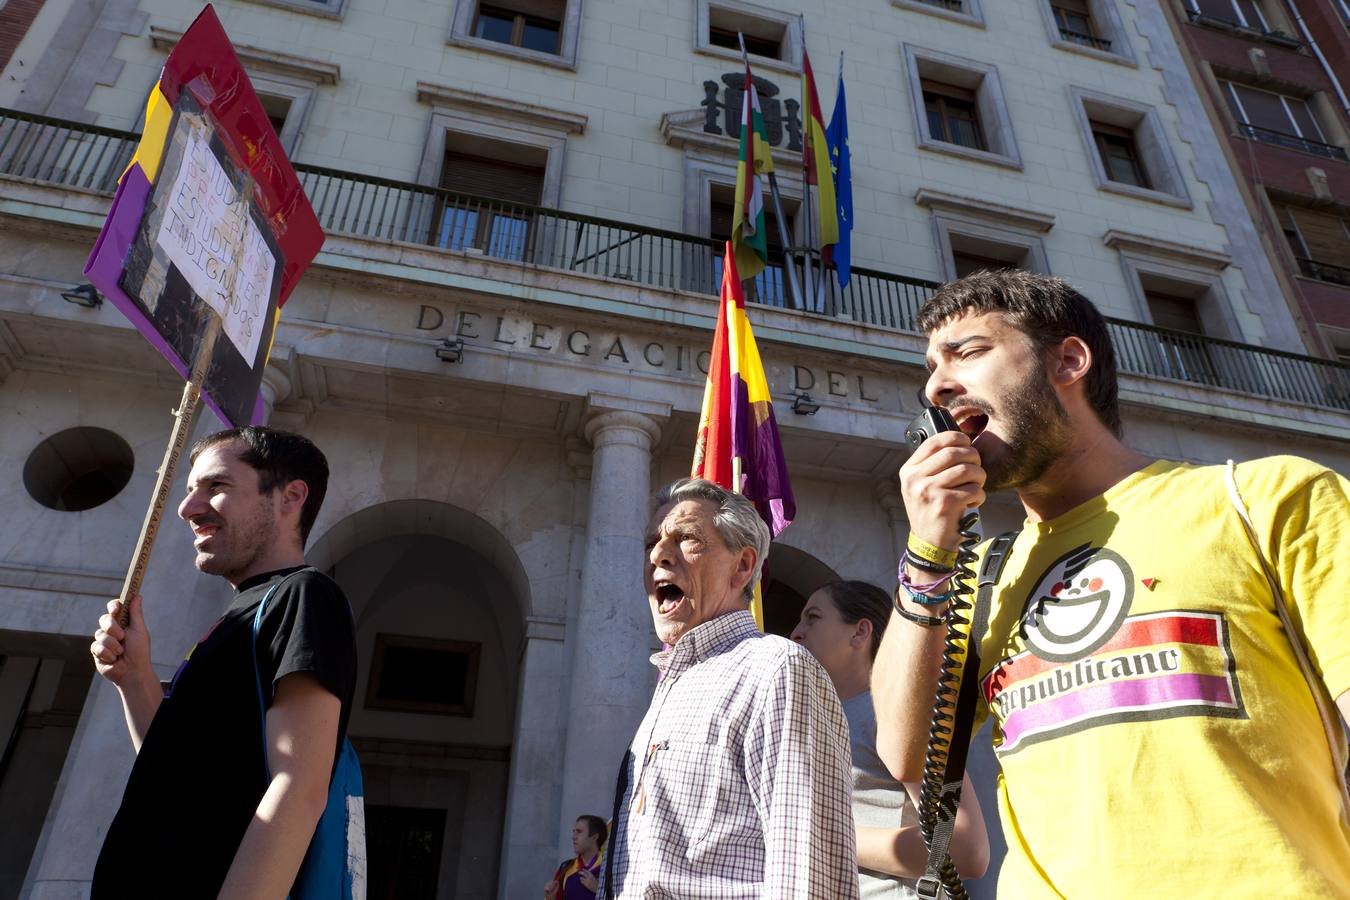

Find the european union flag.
xmin=824 ymin=71 xmax=852 ymax=289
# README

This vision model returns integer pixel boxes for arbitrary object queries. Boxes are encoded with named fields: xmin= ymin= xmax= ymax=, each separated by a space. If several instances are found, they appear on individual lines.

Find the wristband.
xmin=897 ymin=582 xmax=955 ymax=607
xmin=899 ymin=566 xmax=957 ymax=595
xmin=901 ymin=550 xmax=954 ymax=576
xmin=894 ymin=593 xmax=947 ymax=627
xmin=906 ymin=533 xmax=959 ymax=570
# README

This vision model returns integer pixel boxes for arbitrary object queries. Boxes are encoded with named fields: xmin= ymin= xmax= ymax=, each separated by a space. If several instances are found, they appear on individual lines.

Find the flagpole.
xmin=740 ymin=34 xmax=804 ymax=312
xmin=798 ymin=16 xmax=818 ymax=312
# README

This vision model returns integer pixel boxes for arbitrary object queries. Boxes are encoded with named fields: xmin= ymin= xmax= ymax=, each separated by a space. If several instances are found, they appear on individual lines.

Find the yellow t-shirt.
xmin=975 ymin=456 xmax=1350 ymax=898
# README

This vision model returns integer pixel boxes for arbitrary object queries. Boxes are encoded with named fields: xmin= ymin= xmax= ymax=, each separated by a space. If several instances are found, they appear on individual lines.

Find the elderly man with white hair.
xmin=598 ymin=478 xmax=859 ymax=900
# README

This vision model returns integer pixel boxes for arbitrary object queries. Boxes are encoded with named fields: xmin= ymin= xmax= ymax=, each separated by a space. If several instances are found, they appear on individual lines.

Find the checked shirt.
xmin=599 ymin=610 xmax=859 ymax=899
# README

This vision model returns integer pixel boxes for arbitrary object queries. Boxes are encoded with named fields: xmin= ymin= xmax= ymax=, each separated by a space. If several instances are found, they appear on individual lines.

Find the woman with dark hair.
xmin=792 ymin=581 xmax=989 ymax=897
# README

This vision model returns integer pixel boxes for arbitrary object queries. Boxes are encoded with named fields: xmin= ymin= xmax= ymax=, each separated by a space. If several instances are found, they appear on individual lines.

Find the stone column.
xmin=258 ymin=359 xmax=293 ymax=423
xmin=875 ymin=479 xmax=907 ymax=567
xmin=556 ymin=394 xmax=668 ymax=850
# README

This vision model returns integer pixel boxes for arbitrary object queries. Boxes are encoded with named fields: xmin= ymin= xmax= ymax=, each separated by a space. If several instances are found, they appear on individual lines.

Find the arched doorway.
xmin=308 ymin=501 xmax=529 ymax=900
xmin=760 ymin=543 xmax=841 ymax=637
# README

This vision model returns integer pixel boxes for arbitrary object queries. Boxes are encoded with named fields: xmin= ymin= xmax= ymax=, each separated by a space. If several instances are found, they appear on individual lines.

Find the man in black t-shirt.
xmin=90 ymin=426 xmax=357 ymax=898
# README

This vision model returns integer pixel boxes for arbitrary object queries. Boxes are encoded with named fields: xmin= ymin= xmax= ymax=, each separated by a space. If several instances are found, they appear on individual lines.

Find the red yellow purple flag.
xmin=801 ymin=49 xmax=839 ymax=252
xmin=693 ymin=242 xmax=796 ymax=627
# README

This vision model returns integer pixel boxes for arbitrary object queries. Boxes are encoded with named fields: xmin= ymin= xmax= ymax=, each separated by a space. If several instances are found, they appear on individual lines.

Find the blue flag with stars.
xmin=823 ymin=70 xmax=852 ymax=289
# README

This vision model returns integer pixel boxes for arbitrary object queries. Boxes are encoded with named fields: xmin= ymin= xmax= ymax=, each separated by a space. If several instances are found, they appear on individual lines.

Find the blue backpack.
xmin=251 ymin=578 xmax=367 ymax=900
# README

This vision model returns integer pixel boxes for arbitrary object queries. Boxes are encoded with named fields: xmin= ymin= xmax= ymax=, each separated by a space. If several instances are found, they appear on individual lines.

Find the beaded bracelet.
xmin=898 ymin=565 xmax=957 ymax=596
xmin=897 ymin=581 xmax=955 ymax=607
xmin=900 ymin=550 xmax=955 ymax=576
xmin=893 ymin=593 xmax=947 ymax=627
xmin=906 ymin=533 xmax=959 ymax=570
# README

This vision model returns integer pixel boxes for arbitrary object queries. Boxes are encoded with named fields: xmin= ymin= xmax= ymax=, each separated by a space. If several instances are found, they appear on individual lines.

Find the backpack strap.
xmin=918 ymin=529 xmax=1020 ymax=897
xmin=1223 ymin=460 xmax=1350 ymax=805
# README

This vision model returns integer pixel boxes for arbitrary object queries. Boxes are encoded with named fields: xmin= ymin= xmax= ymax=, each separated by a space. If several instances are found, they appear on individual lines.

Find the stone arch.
xmin=760 ymin=542 xmax=841 ymax=637
xmin=307 ymin=499 xmax=532 ymax=898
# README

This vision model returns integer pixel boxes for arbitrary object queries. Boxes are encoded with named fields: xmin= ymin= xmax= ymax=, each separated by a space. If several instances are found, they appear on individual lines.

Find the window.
xmin=435 ymin=144 xmax=546 ymax=261
xmin=1275 ymin=202 xmax=1350 ymax=286
xmin=1092 ymin=122 xmax=1150 ymax=188
xmin=1144 ymin=287 xmax=1222 ymax=384
xmin=449 ymin=0 xmax=580 ymax=69
xmin=710 ymin=185 xmax=798 ymax=306
xmin=472 ymin=2 xmax=562 ymax=54
xmin=893 ymin=0 xmax=986 ymax=28
xmin=1189 ymin=0 xmax=1268 ymax=30
xmin=1222 ymin=82 xmax=1346 ymax=160
xmin=366 ymin=634 xmax=481 ymax=716
xmin=239 ymin=0 xmax=347 ymax=17
xmin=924 ymin=82 xmax=985 ymax=151
xmin=695 ymin=0 xmax=803 ymax=73
xmin=1072 ymin=88 xmax=1190 ymax=206
xmin=904 ymin=46 xmax=1020 ymax=169
xmin=915 ymin=188 xmax=1055 ymax=282
xmin=23 ymin=427 xmax=134 ymax=512
xmin=1040 ymin=0 xmax=1135 ymax=63
xmin=259 ymin=94 xmax=291 ymax=139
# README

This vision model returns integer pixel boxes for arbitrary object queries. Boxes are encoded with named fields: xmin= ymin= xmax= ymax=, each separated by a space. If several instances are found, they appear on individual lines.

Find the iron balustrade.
xmin=1058 ymin=28 xmax=1113 ymax=52
xmin=3 ymin=105 xmax=1349 ymax=411
xmin=1237 ymin=123 xmax=1349 ymax=161
xmin=1297 ymin=257 xmax=1350 ymax=288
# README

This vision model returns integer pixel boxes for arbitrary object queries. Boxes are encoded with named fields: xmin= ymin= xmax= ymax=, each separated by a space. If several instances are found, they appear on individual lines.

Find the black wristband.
xmin=894 ymin=593 xmax=947 ymax=627
xmin=903 ymin=552 xmax=956 ymax=575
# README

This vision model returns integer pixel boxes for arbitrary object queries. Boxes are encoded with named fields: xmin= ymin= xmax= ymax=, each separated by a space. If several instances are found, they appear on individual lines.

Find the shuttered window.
xmin=1223 ymin=83 xmax=1324 ymax=141
xmin=439 ymin=151 xmax=544 ymax=204
xmin=1146 ymin=290 xmax=1204 ymax=335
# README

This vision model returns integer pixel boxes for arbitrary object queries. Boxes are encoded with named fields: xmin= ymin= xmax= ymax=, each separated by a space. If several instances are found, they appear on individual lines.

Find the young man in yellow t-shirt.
xmin=873 ymin=269 xmax=1350 ymax=898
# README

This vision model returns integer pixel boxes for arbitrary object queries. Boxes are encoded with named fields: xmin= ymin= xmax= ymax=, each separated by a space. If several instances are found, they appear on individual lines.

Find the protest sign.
xmin=81 ymin=3 xmax=323 ymax=621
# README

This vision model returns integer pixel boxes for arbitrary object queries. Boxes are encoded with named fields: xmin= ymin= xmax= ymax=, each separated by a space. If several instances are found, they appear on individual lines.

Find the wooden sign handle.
xmin=116 ymin=315 xmax=221 ymax=627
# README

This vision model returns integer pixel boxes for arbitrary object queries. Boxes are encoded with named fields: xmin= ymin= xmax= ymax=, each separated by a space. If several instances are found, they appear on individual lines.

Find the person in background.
xmin=546 ymin=815 xmax=607 ymax=900
xmin=792 ymin=580 xmax=989 ymax=897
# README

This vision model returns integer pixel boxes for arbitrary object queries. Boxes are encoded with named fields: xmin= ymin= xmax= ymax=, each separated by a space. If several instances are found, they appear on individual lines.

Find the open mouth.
xmin=655 ymin=582 xmax=686 ymax=615
xmin=953 ymin=408 xmax=989 ymax=440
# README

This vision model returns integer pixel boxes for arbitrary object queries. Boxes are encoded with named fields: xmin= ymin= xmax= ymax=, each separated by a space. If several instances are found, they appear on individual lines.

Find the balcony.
xmin=2 ymin=106 xmax=1349 ymax=412
xmin=1185 ymin=10 xmax=1303 ymax=49
xmin=1237 ymin=122 xmax=1349 ymax=161
xmin=1297 ymin=257 xmax=1350 ymax=287
xmin=1058 ymin=28 xmax=1112 ymax=53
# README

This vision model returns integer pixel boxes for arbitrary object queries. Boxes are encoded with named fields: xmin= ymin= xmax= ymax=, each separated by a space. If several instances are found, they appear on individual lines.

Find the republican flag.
xmin=732 ymin=59 xmax=774 ymax=281
xmin=801 ymin=49 xmax=839 ymax=253
xmin=692 ymin=244 xmax=795 ymax=537
xmin=823 ymin=68 xmax=852 ymax=288
xmin=693 ymin=243 xmax=796 ymax=629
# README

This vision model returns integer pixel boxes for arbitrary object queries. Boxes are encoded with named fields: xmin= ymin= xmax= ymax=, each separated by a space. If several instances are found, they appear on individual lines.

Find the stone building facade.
xmin=1 ymin=0 xmax=1348 ymax=898
xmin=1160 ymin=0 xmax=1350 ymax=359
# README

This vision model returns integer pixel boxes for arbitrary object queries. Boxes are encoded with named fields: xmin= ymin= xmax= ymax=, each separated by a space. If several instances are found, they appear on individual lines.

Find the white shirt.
xmin=599 ymin=609 xmax=860 ymax=899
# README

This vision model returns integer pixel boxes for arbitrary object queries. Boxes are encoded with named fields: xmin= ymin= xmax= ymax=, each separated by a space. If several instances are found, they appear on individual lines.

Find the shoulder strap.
xmin=919 ymin=529 xmax=1020 ymax=897
xmin=1223 ymin=460 xmax=1350 ymax=804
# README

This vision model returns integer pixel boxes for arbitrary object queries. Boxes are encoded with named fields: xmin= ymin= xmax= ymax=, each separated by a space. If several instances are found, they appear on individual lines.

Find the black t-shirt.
xmin=92 ymin=566 xmax=357 ymax=898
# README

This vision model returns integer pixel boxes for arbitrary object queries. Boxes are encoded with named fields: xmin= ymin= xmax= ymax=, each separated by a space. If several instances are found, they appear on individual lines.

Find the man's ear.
xmin=730 ymin=546 xmax=757 ymax=596
xmin=279 ymin=479 xmax=310 ymax=528
xmin=1048 ymin=336 xmax=1092 ymax=390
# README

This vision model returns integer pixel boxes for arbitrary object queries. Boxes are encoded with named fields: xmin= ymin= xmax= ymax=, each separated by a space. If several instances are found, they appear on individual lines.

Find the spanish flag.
xmin=732 ymin=59 xmax=775 ymax=282
xmin=693 ymin=243 xmax=796 ymax=627
xmin=801 ymin=49 xmax=839 ymax=252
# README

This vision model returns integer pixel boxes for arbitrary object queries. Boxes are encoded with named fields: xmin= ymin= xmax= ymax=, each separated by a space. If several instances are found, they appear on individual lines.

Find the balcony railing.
xmin=1058 ymin=28 xmax=1113 ymax=52
xmin=1237 ymin=122 xmax=1349 ymax=161
xmin=1297 ymin=257 xmax=1350 ymax=287
xmin=1185 ymin=10 xmax=1303 ymax=48
xmin=3 ymin=106 xmax=1349 ymax=412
